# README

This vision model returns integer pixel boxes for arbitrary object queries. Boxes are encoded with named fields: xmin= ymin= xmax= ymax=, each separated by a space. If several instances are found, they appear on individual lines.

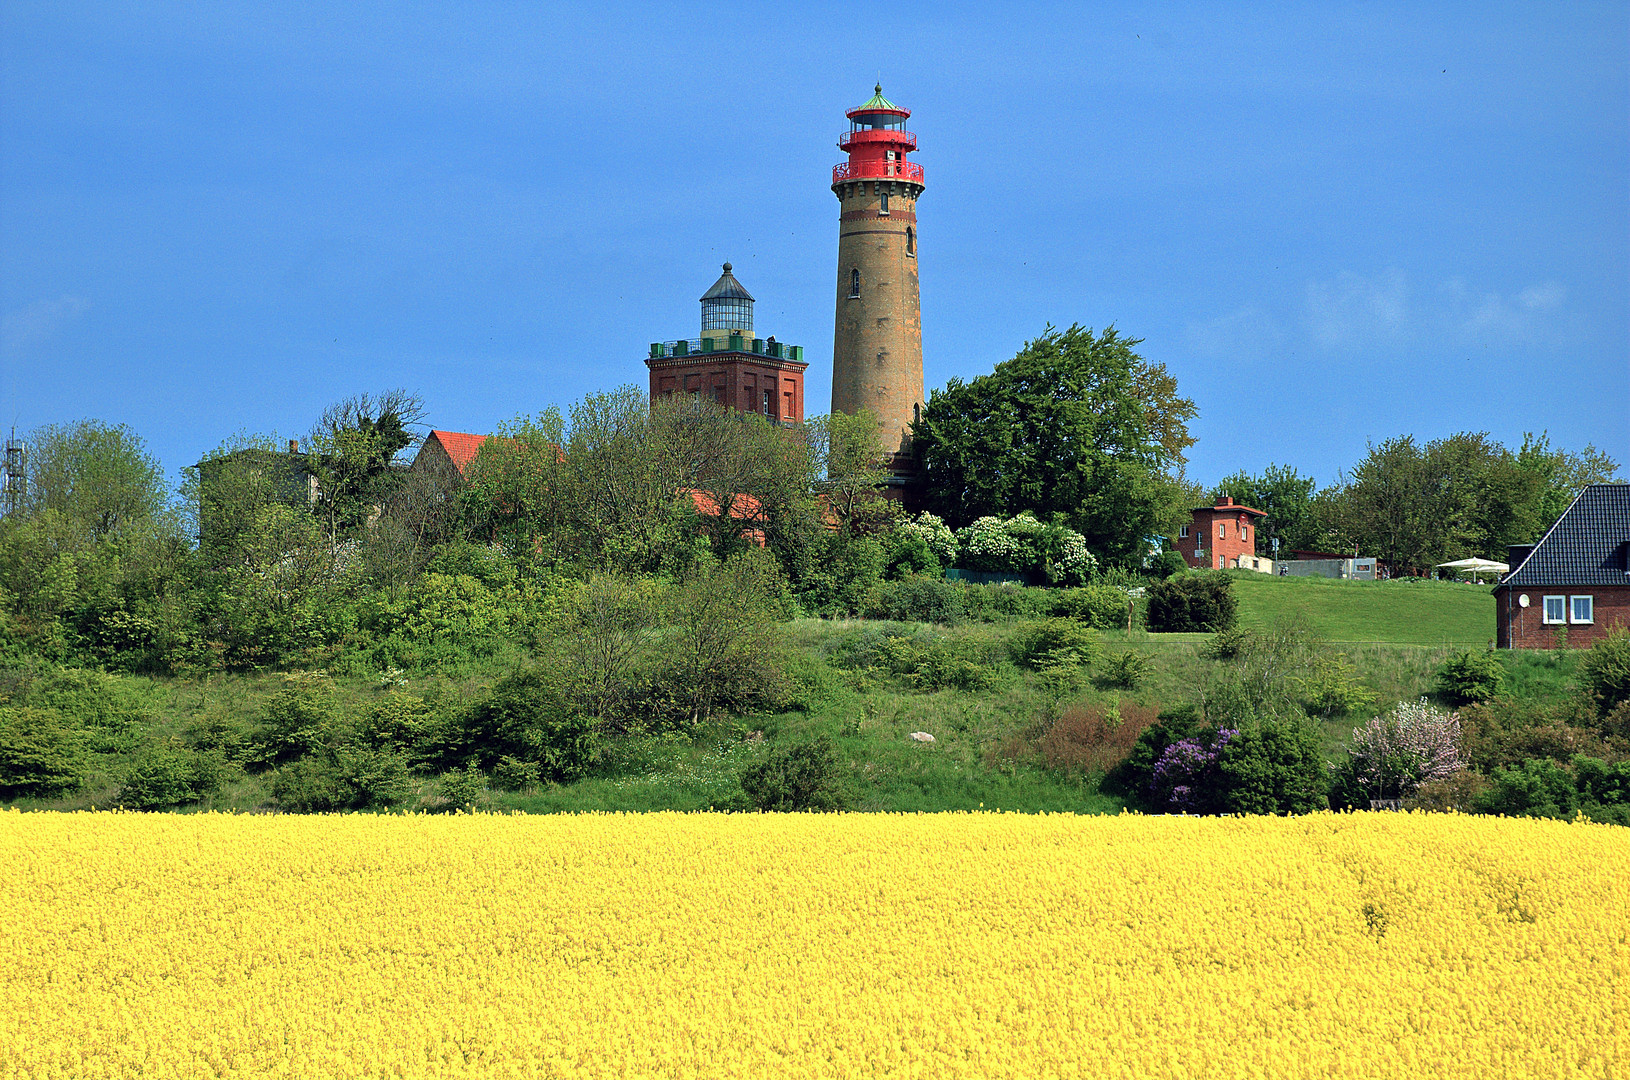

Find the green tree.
xmin=912 ymin=325 xmax=1196 ymax=565
xmin=460 ymin=409 xmax=569 ymax=558
xmin=2 ymin=422 xmax=188 ymax=666
xmin=1318 ymin=431 xmax=1613 ymax=572
xmin=1211 ymin=464 xmax=1319 ymax=555
xmin=21 ymin=420 xmax=169 ymax=543
xmin=304 ymin=391 xmax=425 ymax=542
xmin=806 ymin=409 xmax=893 ymax=536
xmin=1515 ymin=432 xmax=1620 ymax=536
xmin=659 ymin=550 xmax=790 ymax=728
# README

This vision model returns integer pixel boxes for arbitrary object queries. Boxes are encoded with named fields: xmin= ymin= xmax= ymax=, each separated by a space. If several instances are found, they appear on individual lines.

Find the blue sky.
xmin=2 ymin=1 xmax=1625 ymax=491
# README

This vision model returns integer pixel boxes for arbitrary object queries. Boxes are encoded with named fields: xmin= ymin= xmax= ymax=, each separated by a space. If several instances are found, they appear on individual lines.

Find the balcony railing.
xmin=832 ymin=160 xmax=925 ymax=184
xmin=649 ymin=337 xmax=804 ymax=362
xmin=838 ymin=129 xmax=917 ymax=151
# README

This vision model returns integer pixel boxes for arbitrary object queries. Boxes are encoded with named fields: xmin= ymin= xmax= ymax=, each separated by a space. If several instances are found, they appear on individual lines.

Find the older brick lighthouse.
xmin=831 ymin=85 xmax=925 ymax=467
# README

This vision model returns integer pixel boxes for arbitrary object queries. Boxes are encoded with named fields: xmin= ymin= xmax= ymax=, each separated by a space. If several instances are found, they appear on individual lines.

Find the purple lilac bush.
xmin=1151 ymin=729 xmax=1237 ymax=812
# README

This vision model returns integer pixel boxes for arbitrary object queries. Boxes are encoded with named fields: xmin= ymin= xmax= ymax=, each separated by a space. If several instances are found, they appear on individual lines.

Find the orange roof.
xmin=424 ymin=430 xmax=489 ymax=475
xmin=684 ymin=489 xmax=763 ymax=521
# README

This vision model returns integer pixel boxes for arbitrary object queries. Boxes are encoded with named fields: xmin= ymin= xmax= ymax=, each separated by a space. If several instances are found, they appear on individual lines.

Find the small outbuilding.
xmin=1174 ymin=496 xmax=1266 ymax=571
xmin=1494 ymin=484 xmax=1630 ymax=649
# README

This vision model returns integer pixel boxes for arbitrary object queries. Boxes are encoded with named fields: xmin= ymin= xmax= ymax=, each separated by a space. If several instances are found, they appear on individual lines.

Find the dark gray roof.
xmin=1501 ymin=484 xmax=1630 ymax=587
xmin=700 ymin=263 xmax=754 ymax=303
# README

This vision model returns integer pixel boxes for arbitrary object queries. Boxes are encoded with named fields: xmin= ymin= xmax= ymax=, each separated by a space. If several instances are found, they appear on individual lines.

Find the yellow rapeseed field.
xmin=0 ymin=810 xmax=1624 ymax=1079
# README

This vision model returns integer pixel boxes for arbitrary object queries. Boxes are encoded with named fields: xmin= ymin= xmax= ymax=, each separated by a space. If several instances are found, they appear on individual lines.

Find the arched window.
xmin=849 ymin=269 xmax=860 ymax=298
xmin=879 ymin=192 xmax=889 ymax=214
xmin=906 ymin=227 xmax=915 ymax=256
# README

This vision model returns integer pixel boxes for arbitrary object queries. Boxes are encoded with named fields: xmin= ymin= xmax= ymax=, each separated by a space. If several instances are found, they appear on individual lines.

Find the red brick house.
xmin=1174 ymin=496 xmax=1266 ymax=571
xmin=1495 ymin=484 xmax=1630 ymax=649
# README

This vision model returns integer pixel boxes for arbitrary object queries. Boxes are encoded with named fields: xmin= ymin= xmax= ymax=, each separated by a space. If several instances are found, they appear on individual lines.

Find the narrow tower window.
xmin=849 ymin=269 xmax=861 ymax=298
xmin=879 ymin=192 xmax=889 ymax=214
xmin=906 ymin=227 xmax=915 ymax=256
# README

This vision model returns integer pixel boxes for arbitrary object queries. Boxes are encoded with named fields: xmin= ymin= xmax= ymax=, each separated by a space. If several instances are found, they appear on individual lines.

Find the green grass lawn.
xmin=1225 ymin=571 xmax=1493 ymax=646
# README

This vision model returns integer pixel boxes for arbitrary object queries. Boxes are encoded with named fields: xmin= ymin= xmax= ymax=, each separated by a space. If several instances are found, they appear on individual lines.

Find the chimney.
xmin=288 ymin=439 xmax=299 ymax=454
xmin=1218 ymin=496 xmax=1234 ymax=507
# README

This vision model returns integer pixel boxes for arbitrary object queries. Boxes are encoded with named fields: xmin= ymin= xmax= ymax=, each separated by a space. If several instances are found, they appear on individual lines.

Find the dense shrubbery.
xmin=1434 ymin=649 xmax=1505 ymax=705
xmin=866 ymin=575 xmax=965 ymax=625
xmin=737 ymin=735 xmax=852 ymax=811
xmin=1107 ymin=707 xmax=1330 ymax=816
xmin=1471 ymin=755 xmax=1630 ymax=825
xmin=0 ymin=401 xmax=1621 ymax=820
xmin=0 ymin=706 xmax=83 ymax=800
xmin=1144 ymin=572 xmax=1236 ymax=633
xmin=1577 ymin=629 xmax=1630 ymax=716
xmin=1055 ymin=585 xmax=1130 ymax=631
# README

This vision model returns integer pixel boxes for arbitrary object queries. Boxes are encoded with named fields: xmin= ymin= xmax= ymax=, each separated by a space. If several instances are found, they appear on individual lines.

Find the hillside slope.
xmin=1228 ymin=571 xmax=1491 ymax=645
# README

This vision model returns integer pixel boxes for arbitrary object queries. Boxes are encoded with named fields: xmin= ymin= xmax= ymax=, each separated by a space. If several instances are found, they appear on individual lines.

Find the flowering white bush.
xmin=1050 ymin=530 xmax=1098 ymax=587
xmin=894 ymin=512 xmax=958 ymax=567
xmin=956 ymin=516 xmax=1025 ymax=571
xmin=955 ymin=513 xmax=1099 ymax=583
xmin=1345 ymin=698 xmax=1462 ymax=799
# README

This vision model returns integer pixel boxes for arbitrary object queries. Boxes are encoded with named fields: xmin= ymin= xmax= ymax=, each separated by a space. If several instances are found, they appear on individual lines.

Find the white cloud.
xmin=1303 ymin=272 xmax=1567 ymax=352
xmin=1183 ymin=305 xmax=1286 ymax=362
xmin=1518 ymin=282 xmax=1566 ymax=311
xmin=2 ymin=296 xmax=91 ymax=350
xmin=1305 ymin=269 xmax=1410 ymax=350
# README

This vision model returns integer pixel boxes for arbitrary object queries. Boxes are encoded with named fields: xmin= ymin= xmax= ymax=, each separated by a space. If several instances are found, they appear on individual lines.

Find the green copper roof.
xmin=852 ymin=83 xmax=900 ymax=113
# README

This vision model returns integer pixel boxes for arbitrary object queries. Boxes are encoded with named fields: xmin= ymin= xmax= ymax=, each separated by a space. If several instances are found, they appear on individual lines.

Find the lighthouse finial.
xmin=875 ymin=82 xmax=882 ymax=95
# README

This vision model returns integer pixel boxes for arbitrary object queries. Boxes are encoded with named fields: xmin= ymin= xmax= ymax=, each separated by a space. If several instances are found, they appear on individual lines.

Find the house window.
xmin=763 ymin=389 xmax=774 ymax=417
xmin=1570 ymin=596 xmax=1594 ymax=624
xmin=1542 ymin=595 xmax=1567 ymax=624
xmin=1179 ymin=525 xmax=1190 ymax=539
xmin=849 ymin=269 xmax=860 ymax=298
xmin=879 ymin=192 xmax=890 ymax=214
xmin=1218 ymin=523 xmax=1227 ymax=539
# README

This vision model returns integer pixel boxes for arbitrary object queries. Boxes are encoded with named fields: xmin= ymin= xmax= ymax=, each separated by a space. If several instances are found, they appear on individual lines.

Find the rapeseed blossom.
xmin=0 ymin=810 xmax=1623 ymax=1078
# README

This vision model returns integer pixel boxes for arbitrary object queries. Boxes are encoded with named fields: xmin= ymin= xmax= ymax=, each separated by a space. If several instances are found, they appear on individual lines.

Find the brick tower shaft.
xmin=831 ymin=85 xmax=925 ymax=460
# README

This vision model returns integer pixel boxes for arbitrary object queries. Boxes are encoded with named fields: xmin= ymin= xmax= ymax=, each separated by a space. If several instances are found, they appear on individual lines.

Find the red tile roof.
xmin=424 ymin=430 xmax=488 ymax=475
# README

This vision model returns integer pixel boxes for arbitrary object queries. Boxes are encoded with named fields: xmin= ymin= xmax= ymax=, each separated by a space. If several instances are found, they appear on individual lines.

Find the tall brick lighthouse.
xmin=831 ymin=85 xmax=925 ymax=467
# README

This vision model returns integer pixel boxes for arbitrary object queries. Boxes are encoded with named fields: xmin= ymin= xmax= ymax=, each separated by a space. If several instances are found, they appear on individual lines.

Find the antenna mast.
xmin=3 ymin=429 xmax=24 ymax=517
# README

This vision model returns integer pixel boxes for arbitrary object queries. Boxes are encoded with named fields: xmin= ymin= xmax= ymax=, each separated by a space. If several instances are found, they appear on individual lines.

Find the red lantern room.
xmin=833 ymin=85 xmax=924 ymax=185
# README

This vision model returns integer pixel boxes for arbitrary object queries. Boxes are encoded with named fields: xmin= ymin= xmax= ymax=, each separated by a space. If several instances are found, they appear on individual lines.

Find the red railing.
xmin=832 ymin=160 xmax=925 ymax=183
xmin=838 ymin=129 xmax=916 ymax=151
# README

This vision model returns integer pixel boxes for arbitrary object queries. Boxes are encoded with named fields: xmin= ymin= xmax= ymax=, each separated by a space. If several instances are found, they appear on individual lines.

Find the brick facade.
xmin=1494 ymin=484 xmax=1630 ymax=650
xmin=1174 ymin=497 xmax=1265 ymax=571
xmin=1494 ymin=584 xmax=1630 ymax=649
xmin=831 ymin=177 xmax=924 ymax=457
xmin=647 ymin=353 xmax=807 ymax=423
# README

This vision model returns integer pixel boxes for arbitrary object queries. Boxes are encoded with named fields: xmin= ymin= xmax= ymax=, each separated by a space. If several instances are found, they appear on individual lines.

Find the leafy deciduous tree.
xmin=912 ymin=325 xmax=1196 ymax=565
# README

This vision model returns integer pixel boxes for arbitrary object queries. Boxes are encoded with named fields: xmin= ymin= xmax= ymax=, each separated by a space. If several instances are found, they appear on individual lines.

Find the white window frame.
xmin=1218 ymin=523 xmax=1227 ymax=539
xmin=1570 ymin=595 xmax=1594 ymax=624
xmin=1179 ymin=525 xmax=1190 ymax=539
xmin=1542 ymin=595 xmax=1567 ymax=624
